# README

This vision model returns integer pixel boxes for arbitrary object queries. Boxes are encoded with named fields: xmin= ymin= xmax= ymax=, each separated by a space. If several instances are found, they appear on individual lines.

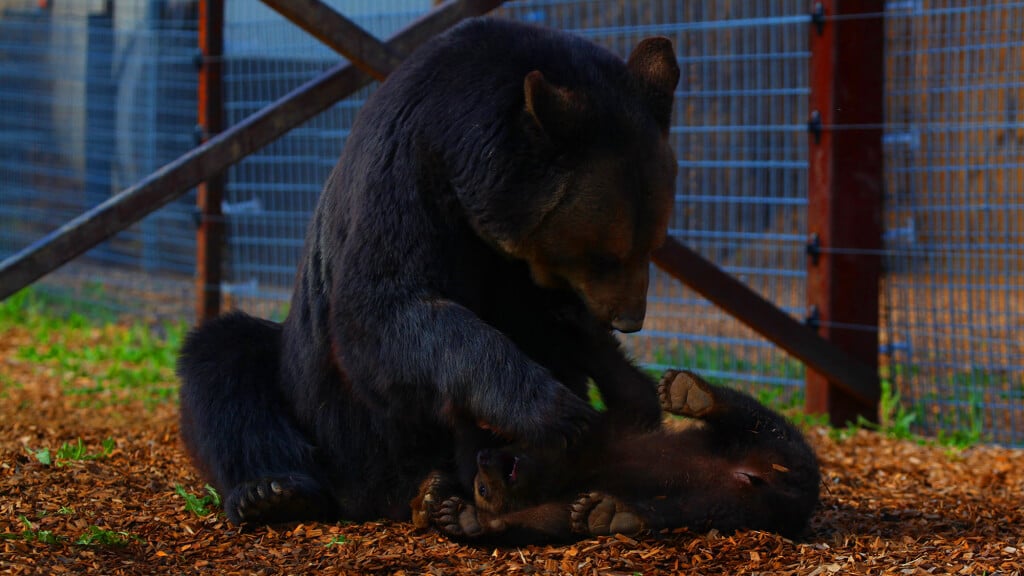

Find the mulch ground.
xmin=2 ymin=327 xmax=1023 ymax=575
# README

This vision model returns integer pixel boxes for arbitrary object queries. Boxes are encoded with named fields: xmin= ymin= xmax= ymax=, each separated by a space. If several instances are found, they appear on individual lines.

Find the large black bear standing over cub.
xmin=177 ymin=17 xmax=681 ymax=525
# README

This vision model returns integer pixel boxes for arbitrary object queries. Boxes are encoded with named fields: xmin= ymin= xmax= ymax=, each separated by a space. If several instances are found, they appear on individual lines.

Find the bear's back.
xmin=360 ymin=17 xmax=641 ymax=143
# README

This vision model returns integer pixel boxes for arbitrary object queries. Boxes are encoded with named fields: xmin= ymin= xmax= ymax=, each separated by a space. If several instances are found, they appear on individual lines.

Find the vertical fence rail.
xmin=806 ymin=1 xmax=884 ymax=425
xmin=195 ymin=0 xmax=225 ymax=322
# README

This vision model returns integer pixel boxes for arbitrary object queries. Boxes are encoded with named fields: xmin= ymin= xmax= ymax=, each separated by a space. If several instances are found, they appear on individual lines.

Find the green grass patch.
xmin=0 ymin=516 xmax=65 ymax=545
xmin=75 ymin=526 xmax=139 ymax=546
xmin=2 ymin=288 xmax=186 ymax=408
xmin=175 ymin=484 xmax=222 ymax=517
xmin=28 ymin=437 xmax=115 ymax=467
xmin=325 ymin=535 xmax=348 ymax=547
xmin=1 ymin=515 xmax=139 ymax=547
xmin=0 ymin=285 xmax=119 ymax=328
xmin=828 ymin=379 xmax=985 ymax=450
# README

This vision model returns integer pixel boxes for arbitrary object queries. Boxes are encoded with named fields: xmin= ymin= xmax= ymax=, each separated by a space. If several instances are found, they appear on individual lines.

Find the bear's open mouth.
xmin=498 ymin=452 xmax=520 ymax=484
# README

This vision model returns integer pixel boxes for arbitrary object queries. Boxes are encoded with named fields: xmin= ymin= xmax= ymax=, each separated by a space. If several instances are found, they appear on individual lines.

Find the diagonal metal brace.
xmin=652 ymin=238 xmax=881 ymax=406
xmin=260 ymin=0 xmax=406 ymax=81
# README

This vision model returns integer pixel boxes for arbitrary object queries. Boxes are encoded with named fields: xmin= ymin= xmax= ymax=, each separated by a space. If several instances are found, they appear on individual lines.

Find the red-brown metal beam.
xmin=260 ymin=0 xmax=404 ymax=81
xmin=653 ymin=239 xmax=880 ymax=407
xmin=0 ymin=0 xmax=507 ymax=302
xmin=195 ymin=0 xmax=225 ymax=322
xmin=806 ymin=1 xmax=884 ymax=425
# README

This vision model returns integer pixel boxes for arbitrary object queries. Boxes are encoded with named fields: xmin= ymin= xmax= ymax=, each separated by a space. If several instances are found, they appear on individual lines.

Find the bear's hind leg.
xmin=658 ymin=369 xmax=785 ymax=434
xmin=658 ymin=369 xmax=715 ymax=418
xmin=570 ymin=492 xmax=645 ymax=535
xmin=177 ymin=312 xmax=335 ymax=525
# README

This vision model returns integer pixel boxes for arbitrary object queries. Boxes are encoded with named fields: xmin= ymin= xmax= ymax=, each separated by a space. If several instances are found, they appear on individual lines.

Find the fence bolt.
xmin=805 ymin=305 xmax=820 ymax=331
xmin=806 ymin=233 xmax=821 ymax=265
xmin=808 ymin=110 xmax=822 ymax=144
xmin=194 ymin=123 xmax=207 ymax=145
xmin=810 ymin=2 xmax=825 ymax=35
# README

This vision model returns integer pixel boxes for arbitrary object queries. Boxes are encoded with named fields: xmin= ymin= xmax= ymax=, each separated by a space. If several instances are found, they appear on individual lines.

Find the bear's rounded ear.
xmin=627 ymin=37 xmax=680 ymax=132
xmin=524 ymin=70 xmax=586 ymax=143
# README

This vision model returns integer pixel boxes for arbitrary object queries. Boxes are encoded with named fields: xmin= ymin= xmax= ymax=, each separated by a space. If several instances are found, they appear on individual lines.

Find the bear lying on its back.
xmin=415 ymin=371 xmax=821 ymax=543
xmin=177 ymin=17 xmax=681 ymax=525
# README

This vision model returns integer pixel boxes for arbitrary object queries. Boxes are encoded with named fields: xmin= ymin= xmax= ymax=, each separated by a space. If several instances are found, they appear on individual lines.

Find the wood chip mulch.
xmin=2 ymin=329 xmax=1023 ymax=575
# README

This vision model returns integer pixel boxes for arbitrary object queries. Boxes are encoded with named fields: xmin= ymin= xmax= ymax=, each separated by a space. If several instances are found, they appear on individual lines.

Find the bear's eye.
xmin=477 ymin=481 xmax=489 ymax=499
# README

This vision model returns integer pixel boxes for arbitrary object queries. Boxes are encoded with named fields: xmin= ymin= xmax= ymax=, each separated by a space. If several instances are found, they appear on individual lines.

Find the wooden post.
xmin=195 ymin=0 xmax=225 ymax=322
xmin=806 ymin=1 xmax=884 ymax=425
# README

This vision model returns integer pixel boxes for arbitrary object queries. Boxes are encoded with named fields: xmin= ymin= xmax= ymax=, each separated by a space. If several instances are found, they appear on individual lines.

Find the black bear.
xmin=177 ymin=17 xmax=681 ymax=525
xmin=414 ymin=370 xmax=821 ymax=542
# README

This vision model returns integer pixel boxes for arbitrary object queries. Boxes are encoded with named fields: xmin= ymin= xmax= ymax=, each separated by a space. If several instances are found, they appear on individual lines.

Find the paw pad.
xmin=659 ymin=370 xmax=714 ymax=417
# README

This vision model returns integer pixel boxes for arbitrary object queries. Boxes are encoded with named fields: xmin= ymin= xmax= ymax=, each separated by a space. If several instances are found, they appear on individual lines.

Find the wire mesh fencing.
xmin=0 ymin=1 xmax=1022 ymax=444
xmin=882 ymin=0 xmax=1024 ymax=444
xmin=0 ymin=0 xmax=198 ymax=317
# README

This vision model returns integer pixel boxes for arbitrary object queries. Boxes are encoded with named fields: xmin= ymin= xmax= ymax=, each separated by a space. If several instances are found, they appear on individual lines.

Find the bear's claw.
xmin=433 ymin=495 xmax=483 ymax=538
xmin=226 ymin=475 xmax=329 ymax=526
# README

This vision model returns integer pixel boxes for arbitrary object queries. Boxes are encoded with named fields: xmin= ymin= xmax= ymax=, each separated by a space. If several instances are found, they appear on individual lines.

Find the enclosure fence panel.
xmin=217 ymin=2 xmax=426 ymax=318
xmin=883 ymin=1 xmax=1024 ymax=445
xmin=1 ymin=1 xmax=1022 ymax=444
xmin=0 ymin=0 xmax=198 ymax=317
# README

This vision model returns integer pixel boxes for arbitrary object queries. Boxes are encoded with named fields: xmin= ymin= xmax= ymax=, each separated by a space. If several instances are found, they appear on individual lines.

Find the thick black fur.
xmin=178 ymin=17 xmax=679 ymax=525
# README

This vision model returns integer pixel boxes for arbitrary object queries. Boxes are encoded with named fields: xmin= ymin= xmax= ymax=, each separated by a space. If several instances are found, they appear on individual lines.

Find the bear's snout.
xmin=611 ymin=307 xmax=646 ymax=333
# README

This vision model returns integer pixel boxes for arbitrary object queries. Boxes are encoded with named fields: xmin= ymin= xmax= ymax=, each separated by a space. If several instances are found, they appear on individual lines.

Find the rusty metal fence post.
xmin=195 ymin=0 xmax=225 ymax=322
xmin=806 ymin=1 xmax=884 ymax=425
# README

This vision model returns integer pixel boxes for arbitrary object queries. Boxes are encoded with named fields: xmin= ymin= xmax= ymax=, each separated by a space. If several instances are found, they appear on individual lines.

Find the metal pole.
xmin=806 ymin=1 xmax=884 ymax=425
xmin=195 ymin=0 xmax=225 ymax=322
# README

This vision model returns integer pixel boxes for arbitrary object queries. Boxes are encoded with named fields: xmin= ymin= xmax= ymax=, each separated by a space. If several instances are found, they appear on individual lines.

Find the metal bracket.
xmin=806 ymin=233 xmax=821 ymax=265
xmin=810 ymin=2 xmax=826 ymax=35
xmin=192 ymin=207 xmax=227 ymax=229
xmin=194 ymin=124 xmax=207 ymax=145
xmin=808 ymin=110 xmax=822 ymax=145
xmin=805 ymin=305 xmax=820 ymax=330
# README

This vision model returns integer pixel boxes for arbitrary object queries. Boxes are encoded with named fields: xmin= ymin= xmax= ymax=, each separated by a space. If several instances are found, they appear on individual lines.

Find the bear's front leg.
xmin=334 ymin=297 xmax=600 ymax=448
